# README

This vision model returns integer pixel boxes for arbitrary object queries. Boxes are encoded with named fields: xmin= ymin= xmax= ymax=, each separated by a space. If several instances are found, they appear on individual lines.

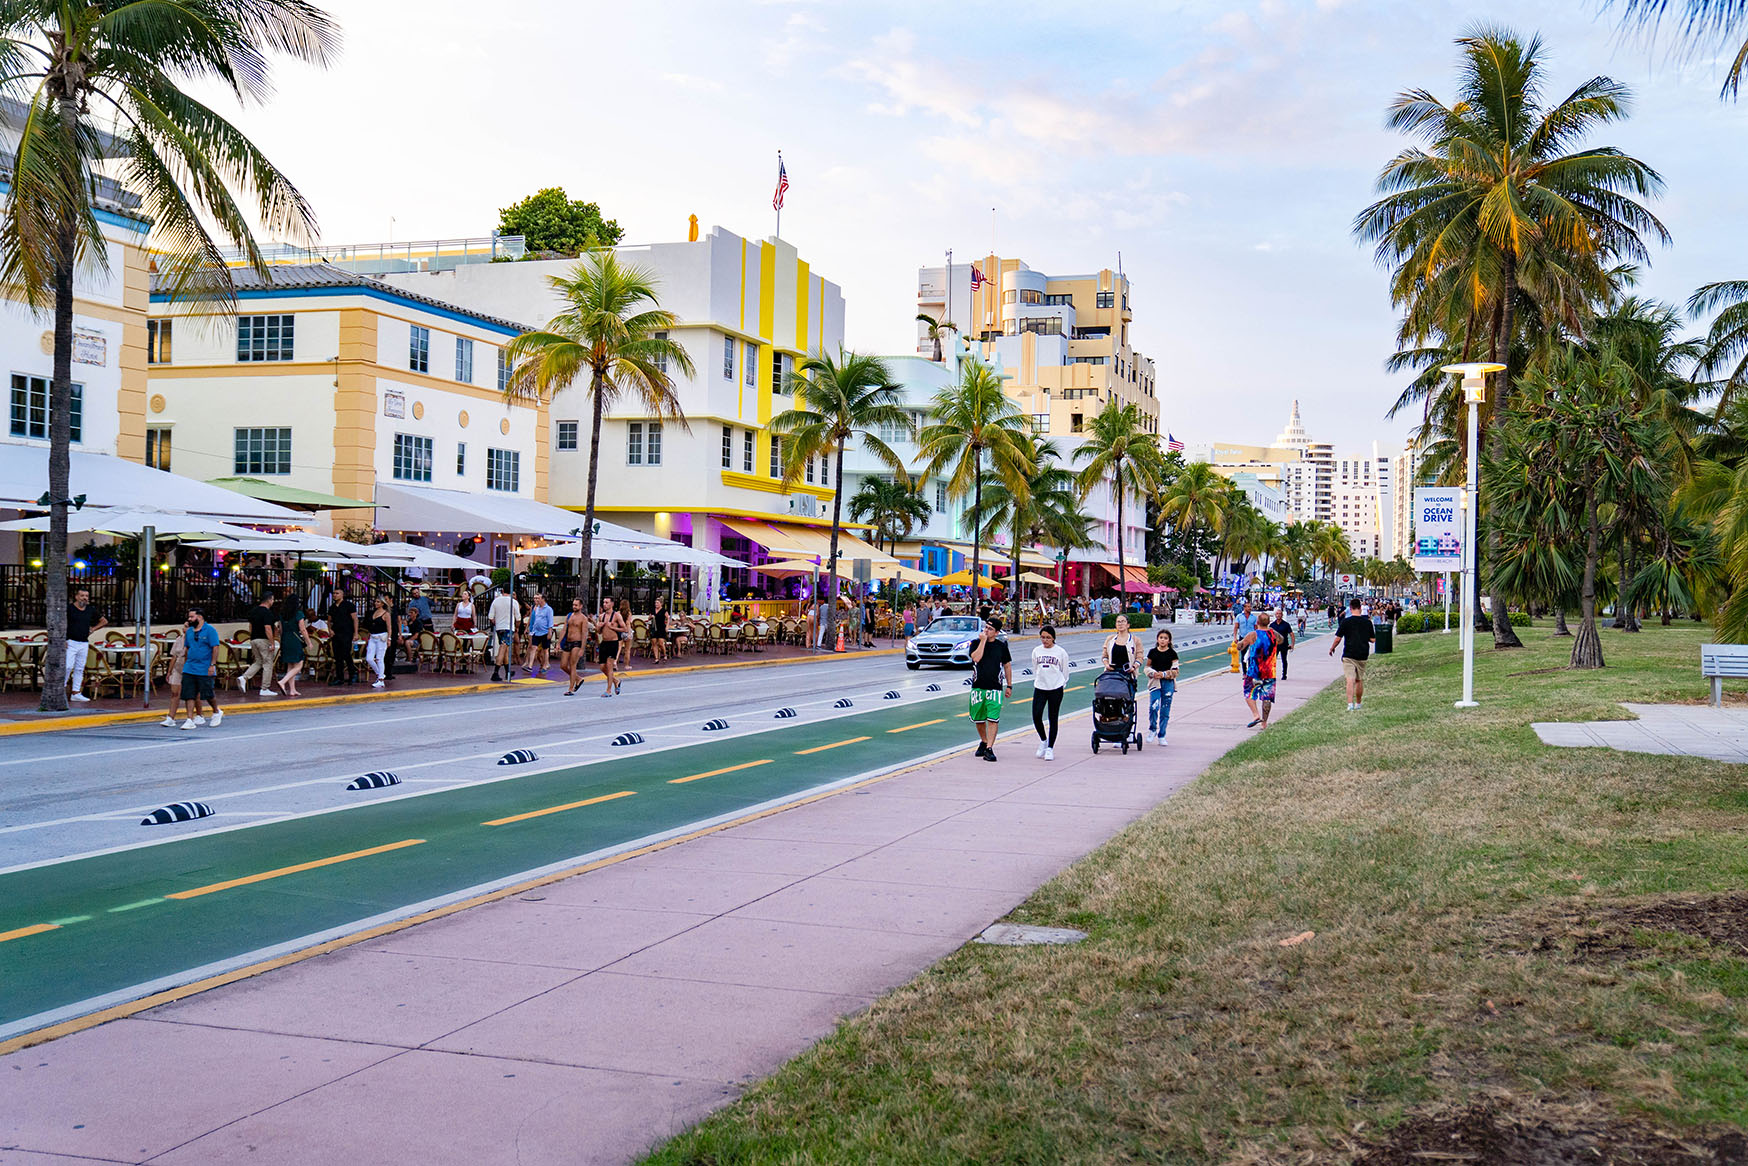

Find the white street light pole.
xmin=1441 ymin=362 xmax=1505 ymax=709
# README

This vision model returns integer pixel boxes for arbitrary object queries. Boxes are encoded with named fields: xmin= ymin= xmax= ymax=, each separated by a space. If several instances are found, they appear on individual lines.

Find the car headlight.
xmin=955 ymin=640 xmax=973 ymax=652
xmin=906 ymin=639 xmax=916 ymax=651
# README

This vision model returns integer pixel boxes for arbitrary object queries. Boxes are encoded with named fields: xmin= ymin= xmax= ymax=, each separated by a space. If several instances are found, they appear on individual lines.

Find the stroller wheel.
xmin=1121 ymin=742 xmax=1129 ymax=755
xmin=1136 ymin=736 xmax=1143 ymax=751
xmin=1091 ymin=736 xmax=1100 ymax=754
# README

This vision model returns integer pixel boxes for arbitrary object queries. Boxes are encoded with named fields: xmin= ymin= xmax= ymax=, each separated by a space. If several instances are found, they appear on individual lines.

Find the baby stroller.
xmin=1090 ymin=668 xmax=1143 ymax=754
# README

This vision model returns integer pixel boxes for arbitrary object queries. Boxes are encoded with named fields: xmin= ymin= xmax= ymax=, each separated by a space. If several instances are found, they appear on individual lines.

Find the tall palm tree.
xmin=1611 ymin=0 xmax=1748 ymax=99
xmin=967 ymin=431 xmax=1096 ymax=632
xmin=1690 ymin=281 xmax=1748 ymax=417
xmin=773 ymin=349 xmax=910 ymax=649
xmin=1073 ymin=401 xmax=1165 ymax=606
xmin=1157 ymin=460 xmax=1233 ymax=580
xmin=915 ymin=313 xmax=956 ymax=363
xmin=917 ymin=361 xmax=1027 ymax=600
xmin=848 ymin=475 xmax=930 ymax=555
xmin=505 ymin=252 xmax=693 ymax=609
xmin=0 ymin=0 xmax=338 ymax=712
xmin=1310 ymin=522 xmax=1355 ymax=584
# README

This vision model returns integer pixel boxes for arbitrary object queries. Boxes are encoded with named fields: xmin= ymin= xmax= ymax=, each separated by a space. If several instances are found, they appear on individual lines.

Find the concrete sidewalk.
xmin=0 ymin=649 xmax=1341 ymax=1166
xmin=1533 ymin=701 xmax=1748 ymax=763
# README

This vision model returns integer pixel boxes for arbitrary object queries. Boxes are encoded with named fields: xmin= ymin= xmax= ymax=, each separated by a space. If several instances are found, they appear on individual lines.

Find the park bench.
xmin=1700 ymin=643 xmax=1748 ymax=707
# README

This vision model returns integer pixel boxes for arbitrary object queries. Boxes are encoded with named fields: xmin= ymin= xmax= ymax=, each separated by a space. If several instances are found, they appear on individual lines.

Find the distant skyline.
xmin=201 ymin=0 xmax=1748 ymax=453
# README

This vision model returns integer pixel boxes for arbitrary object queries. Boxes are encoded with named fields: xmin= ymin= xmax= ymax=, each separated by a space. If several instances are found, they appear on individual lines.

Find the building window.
xmin=485 ymin=448 xmax=520 ymax=492
xmin=392 ymin=433 xmax=434 ymax=482
xmin=145 ymin=427 xmax=171 ymax=472
xmin=722 ymin=334 xmax=735 ymax=380
xmin=237 ymin=314 xmax=294 ymax=362
xmin=805 ymin=455 xmax=814 ymax=484
xmin=1018 ymin=288 xmax=1043 ymax=304
xmin=820 ymin=456 xmax=829 ymax=487
xmin=497 ymin=347 xmax=510 ymax=392
xmin=646 ymin=421 xmax=662 ymax=465
xmin=147 ymin=319 xmax=172 ymax=364
xmin=234 ymin=426 xmax=291 ymax=475
xmin=1003 ymin=289 xmax=1017 ymax=304
xmin=9 ymin=375 xmax=81 ymax=442
xmin=409 ymin=325 xmax=430 ymax=373
xmin=628 ymin=423 xmax=645 ymax=466
xmin=742 ymin=428 xmax=754 ymax=473
xmin=1031 ymin=412 xmax=1050 ymax=432
xmin=1071 ymin=413 xmax=1084 ymax=434
xmin=1044 ymin=293 xmax=1073 ymax=306
xmin=653 ymin=330 xmax=669 ymax=375
xmin=1015 ymin=317 xmax=1062 ymax=336
xmin=721 ymin=424 xmax=732 ymax=469
xmin=456 ymin=442 xmax=466 ymax=475
xmin=1096 ymin=291 xmax=1114 ymax=308
xmin=934 ymin=481 xmax=946 ymax=513
xmin=770 ymin=434 xmax=781 ymax=478
xmin=455 ymin=336 xmax=474 ymax=383
xmin=492 ymin=542 xmax=508 ymax=569
xmin=628 ymin=422 xmax=662 ymax=467
xmin=556 ymin=420 xmax=578 ymax=451
xmin=772 ymin=352 xmax=789 ymax=396
xmin=745 ymin=340 xmax=757 ymax=387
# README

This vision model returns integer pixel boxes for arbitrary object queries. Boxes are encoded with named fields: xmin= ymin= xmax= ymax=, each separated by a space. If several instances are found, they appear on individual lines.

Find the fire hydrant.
xmin=1227 ymin=641 xmax=1241 ymax=673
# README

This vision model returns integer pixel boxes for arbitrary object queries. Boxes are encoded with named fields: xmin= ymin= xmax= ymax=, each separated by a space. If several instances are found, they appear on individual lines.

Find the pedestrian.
xmin=968 ymin=614 xmax=1013 ymax=762
xmin=64 ymin=586 xmax=107 ymax=702
xmin=452 ymin=592 xmax=476 ymax=634
xmin=1238 ymin=617 xmax=1280 ymax=729
xmin=1101 ymin=613 xmax=1140 ymax=683
xmin=525 ymin=593 xmax=554 ymax=677
xmin=237 ymin=591 xmax=279 ymax=696
xmin=560 ymin=597 xmax=591 ymax=695
xmin=903 ymin=603 xmax=916 ymax=638
xmin=365 ymin=597 xmax=390 ymax=688
xmin=1296 ymin=609 xmax=1308 ymax=638
xmin=1145 ymin=628 xmax=1180 ymax=745
xmin=276 ymin=588 xmax=307 ymax=697
xmin=861 ymin=597 xmax=877 ymax=648
xmin=1329 ymin=597 xmax=1375 ymax=711
xmin=1030 ymin=623 xmax=1068 ymax=760
xmin=597 ymin=596 xmax=629 ymax=695
xmin=1269 ymin=607 xmax=1295 ymax=681
xmin=328 ymin=586 xmax=357 ymax=685
xmin=165 ymin=607 xmax=222 ymax=729
xmin=487 ymin=586 xmax=520 ymax=683
xmin=651 ymin=596 xmax=670 ymax=663
xmin=1232 ymin=600 xmax=1257 ymax=644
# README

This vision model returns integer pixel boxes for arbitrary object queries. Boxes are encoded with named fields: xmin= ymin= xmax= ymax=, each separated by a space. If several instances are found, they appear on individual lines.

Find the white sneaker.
xmin=372 ymin=680 xmax=385 ymax=689
xmin=179 ymin=719 xmax=197 ymax=730
xmin=1158 ymin=736 xmax=1168 ymax=746
xmin=260 ymin=687 xmax=278 ymax=697
xmin=1036 ymin=743 xmax=1047 ymax=758
xmin=1043 ymin=747 xmax=1054 ymax=761
xmin=190 ymin=715 xmax=206 ymax=726
xmin=209 ymin=709 xmax=223 ymax=726
xmin=70 ymin=693 xmax=90 ymax=703
xmin=160 ymin=715 xmax=176 ymax=727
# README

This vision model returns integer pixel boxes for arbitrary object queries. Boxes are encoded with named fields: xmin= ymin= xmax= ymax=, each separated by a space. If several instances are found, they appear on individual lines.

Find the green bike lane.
xmin=0 ymin=637 xmax=1255 ymax=1034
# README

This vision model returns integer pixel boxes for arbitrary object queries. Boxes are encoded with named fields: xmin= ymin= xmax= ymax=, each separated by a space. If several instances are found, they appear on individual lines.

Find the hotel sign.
xmin=72 ymin=330 xmax=107 ymax=366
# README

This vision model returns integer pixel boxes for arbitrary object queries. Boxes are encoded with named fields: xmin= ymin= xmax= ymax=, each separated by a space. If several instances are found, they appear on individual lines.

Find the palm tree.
xmin=1611 ymin=0 xmax=1748 ymax=99
xmin=1690 ymin=281 xmax=1748 ymax=418
xmin=1073 ymin=401 xmax=1165 ymax=606
xmin=1158 ymin=461 xmax=1234 ymax=581
xmin=916 ymin=313 xmax=956 ymax=363
xmin=917 ymin=361 xmax=1027 ymax=600
xmin=505 ymin=252 xmax=693 ymax=609
xmin=848 ymin=475 xmax=930 ymax=554
xmin=967 ymin=431 xmax=1096 ymax=631
xmin=0 ymin=1 xmax=337 ymax=712
xmin=1311 ymin=523 xmax=1355 ymax=585
xmin=773 ymin=349 xmax=911 ymax=649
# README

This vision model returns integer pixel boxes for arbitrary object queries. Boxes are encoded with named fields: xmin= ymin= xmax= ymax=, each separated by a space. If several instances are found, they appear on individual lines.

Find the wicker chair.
xmin=417 ymin=630 xmax=441 ymax=672
xmin=739 ymin=622 xmax=761 ymax=653
xmin=437 ymin=631 xmax=464 ymax=673
xmin=0 ymin=640 xmax=37 ymax=692
xmin=631 ymin=620 xmax=651 ymax=659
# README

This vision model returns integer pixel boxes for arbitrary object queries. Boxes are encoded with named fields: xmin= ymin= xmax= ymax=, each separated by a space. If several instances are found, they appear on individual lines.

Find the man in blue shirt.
xmin=406 ymin=585 xmax=435 ymax=636
xmin=165 ymin=607 xmax=223 ymax=730
xmin=525 ymin=593 xmax=555 ymax=677
xmin=1232 ymin=601 xmax=1258 ymax=643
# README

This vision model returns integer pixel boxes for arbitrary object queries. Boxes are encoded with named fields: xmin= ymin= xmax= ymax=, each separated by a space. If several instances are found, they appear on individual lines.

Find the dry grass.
xmin=641 ymin=625 xmax=1748 ymax=1165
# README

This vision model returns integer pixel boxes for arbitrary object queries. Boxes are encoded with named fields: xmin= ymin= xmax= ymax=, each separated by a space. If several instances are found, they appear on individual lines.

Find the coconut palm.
xmin=1610 ymin=0 xmax=1748 ymax=99
xmin=1156 ymin=459 xmax=1232 ymax=584
xmin=1073 ymin=400 xmax=1165 ymax=605
xmin=773 ymin=349 xmax=911 ymax=649
xmin=0 ymin=0 xmax=337 ymax=711
xmin=1310 ymin=522 xmax=1355 ymax=583
xmin=848 ymin=475 xmax=930 ymax=555
xmin=917 ymin=361 xmax=1028 ymax=598
xmin=505 ymin=252 xmax=693 ymax=609
xmin=966 ymin=431 xmax=1096 ymax=631
xmin=1689 ymin=281 xmax=1748 ymax=419
xmin=915 ymin=313 xmax=956 ymax=363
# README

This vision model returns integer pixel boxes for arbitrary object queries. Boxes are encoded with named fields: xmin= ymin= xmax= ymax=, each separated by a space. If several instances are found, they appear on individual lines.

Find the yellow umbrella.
xmin=755 ymin=558 xmax=854 ymax=579
xmin=1016 ymin=571 xmax=1059 ymax=587
xmin=936 ymin=568 xmax=998 ymax=589
xmin=872 ymin=562 xmax=939 ymax=584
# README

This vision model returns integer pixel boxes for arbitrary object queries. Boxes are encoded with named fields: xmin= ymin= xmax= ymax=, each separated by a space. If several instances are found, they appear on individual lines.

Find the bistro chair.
xmin=437 ymin=630 xmax=464 ymax=673
xmin=631 ymin=621 xmax=651 ymax=659
xmin=417 ymin=630 xmax=441 ymax=672
xmin=0 ymin=639 xmax=37 ymax=693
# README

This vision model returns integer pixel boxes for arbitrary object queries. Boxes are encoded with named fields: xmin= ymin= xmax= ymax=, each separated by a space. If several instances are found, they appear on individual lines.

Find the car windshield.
xmin=926 ymin=616 xmax=982 ymax=635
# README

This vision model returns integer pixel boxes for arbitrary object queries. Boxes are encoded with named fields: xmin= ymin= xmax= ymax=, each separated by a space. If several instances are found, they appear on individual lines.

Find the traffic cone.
xmin=835 ymin=626 xmax=847 ymax=653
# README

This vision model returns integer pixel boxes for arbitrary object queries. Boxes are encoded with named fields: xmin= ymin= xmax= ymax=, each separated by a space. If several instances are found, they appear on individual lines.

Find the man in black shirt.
xmin=1269 ymin=609 xmax=1295 ymax=680
xmin=65 ymin=587 xmax=106 ymax=702
xmin=1328 ymin=597 xmax=1375 ymax=710
xmin=968 ymin=615 xmax=1014 ymax=762
xmin=328 ymin=586 xmax=358 ymax=685
xmin=236 ymin=596 xmax=279 ymax=695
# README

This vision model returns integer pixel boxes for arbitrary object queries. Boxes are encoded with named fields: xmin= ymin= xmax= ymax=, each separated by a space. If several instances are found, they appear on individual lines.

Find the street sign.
xmin=1412 ymin=487 xmax=1463 ymax=572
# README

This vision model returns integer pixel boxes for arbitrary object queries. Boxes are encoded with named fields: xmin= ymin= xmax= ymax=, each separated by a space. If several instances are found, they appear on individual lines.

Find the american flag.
xmin=1166 ymin=432 xmax=1184 ymax=452
xmin=772 ymin=157 xmax=788 ymax=211
xmin=969 ymin=266 xmax=986 ymax=290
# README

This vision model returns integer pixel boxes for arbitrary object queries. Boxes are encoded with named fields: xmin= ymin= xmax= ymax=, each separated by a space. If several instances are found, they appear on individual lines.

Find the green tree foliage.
xmin=497 ymin=187 xmax=624 ymax=257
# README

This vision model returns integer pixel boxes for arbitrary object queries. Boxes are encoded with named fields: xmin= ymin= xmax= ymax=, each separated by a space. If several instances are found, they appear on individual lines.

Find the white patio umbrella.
xmin=0 ymin=507 xmax=271 ymax=539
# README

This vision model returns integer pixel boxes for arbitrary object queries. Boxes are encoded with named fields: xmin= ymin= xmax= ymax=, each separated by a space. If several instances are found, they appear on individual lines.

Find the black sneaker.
xmin=983 ymin=750 xmax=998 ymax=763
xmin=974 ymin=742 xmax=989 ymax=757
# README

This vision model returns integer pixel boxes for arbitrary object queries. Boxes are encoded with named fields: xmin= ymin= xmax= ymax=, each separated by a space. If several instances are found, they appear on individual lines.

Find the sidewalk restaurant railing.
xmin=0 ymin=565 xmax=420 ymax=631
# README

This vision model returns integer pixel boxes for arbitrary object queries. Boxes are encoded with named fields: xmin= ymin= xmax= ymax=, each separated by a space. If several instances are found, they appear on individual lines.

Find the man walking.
xmin=525 ymin=593 xmax=554 ymax=677
xmin=65 ymin=587 xmax=107 ymax=702
xmin=1238 ymin=617 xmax=1280 ymax=729
xmin=488 ymin=587 xmax=520 ymax=683
xmin=597 ymin=596 xmax=630 ymax=695
xmin=1269 ymin=607 xmax=1295 ymax=681
xmin=1330 ymin=597 xmax=1375 ymax=711
xmin=968 ymin=615 xmax=1014 ymax=762
xmin=560 ymin=597 xmax=590 ymax=695
xmin=238 ymin=592 xmax=279 ymax=696
xmin=167 ymin=607 xmax=222 ymax=730
xmin=1232 ymin=600 xmax=1257 ymax=645
xmin=328 ymin=586 xmax=357 ymax=686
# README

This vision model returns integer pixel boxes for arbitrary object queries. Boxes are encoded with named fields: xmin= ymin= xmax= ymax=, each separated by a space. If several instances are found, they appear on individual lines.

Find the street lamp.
xmin=1441 ymin=361 xmax=1505 ymax=709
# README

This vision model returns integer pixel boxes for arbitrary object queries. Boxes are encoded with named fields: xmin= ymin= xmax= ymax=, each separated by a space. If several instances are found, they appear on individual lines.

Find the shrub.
xmin=1507 ymin=611 xmax=1532 ymax=627
xmin=1397 ymin=612 xmax=1424 ymax=634
xmin=1102 ymin=613 xmax=1154 ymax=630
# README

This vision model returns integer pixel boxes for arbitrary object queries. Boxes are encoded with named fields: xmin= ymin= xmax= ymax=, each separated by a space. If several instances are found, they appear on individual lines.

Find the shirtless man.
xmin=560 ymin=598 xmax=591 ymax=696
xmin=597 ymin=596 xmax=630 ymax=696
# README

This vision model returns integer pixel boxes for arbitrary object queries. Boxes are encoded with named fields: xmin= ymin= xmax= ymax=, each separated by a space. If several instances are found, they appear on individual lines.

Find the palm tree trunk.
xmin=1572 ymin=491 xmax=1604 ymax=669
xmin=823 ymin=437 xmax=846 ymax=648
xmin=577 ymin=369 xmax=606 ymax=613
xmin=39 ymin=173 xmax=78 ymax=712
xmin=1487 ymin=260 xmax=1524 ymax=651
xmin=1553 ymin=604 xmax=1571 ymax=636
xmin=969 ymin=451 xmax=982 ymax=611
xmin=1010 ymin=520 xmax=1022 ymax=634
xmin=1113 ymin=463 xmax=1126 ymax=619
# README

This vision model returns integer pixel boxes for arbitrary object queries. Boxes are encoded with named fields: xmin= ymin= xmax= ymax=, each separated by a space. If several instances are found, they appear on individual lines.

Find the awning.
xmin=0 ymin=443 xmax=301 ymax=523
xmin=716 ymin=518 xmax=895 ymax=565
xmin=208 ymin=477 xmax=373 ymax=511
xmin=1122 ymin=565 xmax=1151 ymax=587
xmin=374 ymin=482 xmax=660 ymax=543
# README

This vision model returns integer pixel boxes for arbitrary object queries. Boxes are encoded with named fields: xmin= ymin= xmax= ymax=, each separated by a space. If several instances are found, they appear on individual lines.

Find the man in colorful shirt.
xmin=1238 ymin=619 xmax=1279 ymax=730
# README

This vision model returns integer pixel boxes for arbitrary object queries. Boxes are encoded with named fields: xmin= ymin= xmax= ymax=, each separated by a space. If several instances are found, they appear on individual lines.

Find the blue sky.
xmin=231 ymin=0 xmax=1748 ymax=452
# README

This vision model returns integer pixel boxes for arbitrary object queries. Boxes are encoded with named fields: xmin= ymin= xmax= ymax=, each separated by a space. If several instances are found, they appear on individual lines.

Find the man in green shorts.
xmin=968 ymin=615 xmax=1014 ymax=763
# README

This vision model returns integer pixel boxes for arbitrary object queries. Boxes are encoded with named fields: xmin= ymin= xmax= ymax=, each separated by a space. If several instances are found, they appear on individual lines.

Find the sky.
xmin=210 ymin=0 xmax=1748 ymax=454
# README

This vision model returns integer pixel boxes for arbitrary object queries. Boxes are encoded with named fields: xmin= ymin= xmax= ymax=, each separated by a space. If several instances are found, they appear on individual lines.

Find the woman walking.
xmin=276 ymin=587 xmax=308 ymax=697
xmin=651 ymin=597 xmax=670 ymax=664
xmin=1101 ymin=613 xmax=1140 ymax=685
xmin=1145 ymin=628 xmax=1180 ymax=745
xmin=1030 ymin=624 xmax=1069 ymax=760
xmin=365 ymin=597 xmax=390 ymax=688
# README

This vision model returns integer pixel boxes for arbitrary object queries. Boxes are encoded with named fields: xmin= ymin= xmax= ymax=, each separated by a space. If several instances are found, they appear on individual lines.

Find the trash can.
xmin=1374 ymin=618 xmax=1394 ymax=654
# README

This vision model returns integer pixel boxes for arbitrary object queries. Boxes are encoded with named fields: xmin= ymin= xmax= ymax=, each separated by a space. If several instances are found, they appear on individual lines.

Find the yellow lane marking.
xmin=484 ymin=790 xmax=636 ymax=826
xmin=1066 ymin=685 xmax=1086 ymax=692
xmin=795 ymin=736 xmax=871 ymax=755
xmin=888 ymin=719 xmax=945 ymax=733
xmin=956 ymin=712 xmax=970 ymax=717
xmin=669 ymin=760 xmax=772 ymax=785
xmin=167 ymin=839 xmax=427 ymax=900
xmin=0 ymin=923 xmax=57 ymax=944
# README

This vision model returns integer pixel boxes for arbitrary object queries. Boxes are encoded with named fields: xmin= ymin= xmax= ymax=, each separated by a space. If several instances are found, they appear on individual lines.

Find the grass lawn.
xmin=641 ymin=623 xmax=1748 ymax=1164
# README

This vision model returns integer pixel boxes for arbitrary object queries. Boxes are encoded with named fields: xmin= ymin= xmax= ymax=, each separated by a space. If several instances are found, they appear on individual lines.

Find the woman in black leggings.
xmin=1029 ymin=624 xmax=1069 ymax=761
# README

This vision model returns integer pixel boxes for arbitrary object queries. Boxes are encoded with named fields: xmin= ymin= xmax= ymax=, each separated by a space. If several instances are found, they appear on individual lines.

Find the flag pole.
xmin=775 ymin=150 xmax=782 ymax=240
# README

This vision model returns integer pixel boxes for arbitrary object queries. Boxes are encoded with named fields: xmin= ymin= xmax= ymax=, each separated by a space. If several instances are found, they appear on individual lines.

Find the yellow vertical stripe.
xmin=794 ymin=259 xmax=810 ymax=354
xmin=759 ymin=241 xmax=776 ymax=343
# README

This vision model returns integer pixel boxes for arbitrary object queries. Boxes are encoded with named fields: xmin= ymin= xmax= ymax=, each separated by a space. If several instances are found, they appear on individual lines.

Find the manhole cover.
xmin=974 ymin=923 xmax=1087 ymax=946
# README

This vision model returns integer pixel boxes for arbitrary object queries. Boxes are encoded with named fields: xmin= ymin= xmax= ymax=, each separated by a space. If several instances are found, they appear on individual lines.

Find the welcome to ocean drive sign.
xmin=1412 ymin=487 xmax=1463 ymax=572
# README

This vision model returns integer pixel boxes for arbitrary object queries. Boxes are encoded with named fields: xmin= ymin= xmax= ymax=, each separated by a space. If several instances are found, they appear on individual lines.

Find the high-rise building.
xmin=1391 ymin=439 xmax=1426 ymax=563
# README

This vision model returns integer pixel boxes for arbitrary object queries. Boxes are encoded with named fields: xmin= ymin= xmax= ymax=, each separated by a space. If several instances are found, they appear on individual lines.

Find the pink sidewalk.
xmin=0 ymin=650 xmax=1342 ymax=1166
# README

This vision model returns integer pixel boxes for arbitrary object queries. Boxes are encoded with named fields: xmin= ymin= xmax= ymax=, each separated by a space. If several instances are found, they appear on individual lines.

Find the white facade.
xmin=836 ymin=355 xmax=964 ymax=547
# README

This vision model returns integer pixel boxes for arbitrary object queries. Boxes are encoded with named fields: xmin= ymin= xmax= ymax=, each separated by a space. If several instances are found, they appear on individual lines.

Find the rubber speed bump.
xmin=702 ymin=718 xmax=729 ymax=731
xmin=610 ymin=732 xmax=645 ymax=746
xmin=498 ymin=749 xmax=539 ymax=766
xmin=883 ymin=690 xmax=901 ymax=700
xmin=346 ymin=771 xmax=401 ymax=791
xmin=773 ymin=708 xmax=798 ymax=719
xmin=833 ymin=698 xmax=854 ymax=708
xmin=141 ymin=801 xmax=214 ymax=826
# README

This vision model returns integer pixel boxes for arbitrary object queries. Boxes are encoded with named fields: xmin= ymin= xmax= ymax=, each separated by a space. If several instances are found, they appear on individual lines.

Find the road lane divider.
xmin=167 ymin=839 xmax=427 ymax=899
xmin=483 ymin=791 xmax=636 ymax=827
xmin=795 ymin=736 xmax=871 ymax=755
xmin=0 ymin=923 xmax=57 ymax=944
xmin=888 ymin=719 xmax=945 ymax=734
xmin=669 ymin=760 xmax=772 ymax=786
xmin=107 ymin=898 xmax=164 ymax=913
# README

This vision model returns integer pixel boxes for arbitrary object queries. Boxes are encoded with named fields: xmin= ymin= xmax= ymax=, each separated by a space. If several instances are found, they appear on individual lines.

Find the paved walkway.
xmin=0 ymin=647 xmax=1340 ymax=1166
xmin=1533 ymin=702 xmax=1748 ymax=763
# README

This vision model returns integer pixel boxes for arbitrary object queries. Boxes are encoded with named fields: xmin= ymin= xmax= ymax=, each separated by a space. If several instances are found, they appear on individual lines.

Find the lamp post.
xmin=1441 ymin=361 xmax=1505 ymax=709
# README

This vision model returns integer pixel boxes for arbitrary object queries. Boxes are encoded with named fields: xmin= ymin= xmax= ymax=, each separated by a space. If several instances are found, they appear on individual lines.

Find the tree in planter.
xmin=915 ymin=313 xmax=956 ymax=363
xmin=772 ymin=350 xmax=910 ymax=651
xmin=496 ymin=188 xmax=622 ymax=257
xmin=504 ymin=252 xmax=693 ymax=611
xmin=918 ymin=361 xmax=1028 ymax=606
xmin=0 ymin=0 xmax=338 ymax=711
